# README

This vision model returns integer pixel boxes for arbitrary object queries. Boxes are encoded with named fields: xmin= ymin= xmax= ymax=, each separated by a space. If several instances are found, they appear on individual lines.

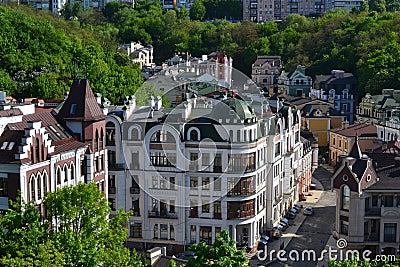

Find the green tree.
xmin=190 ymin=0 xmax=206 ymax=21
xmin=186 ymin=230 xmax=248 ymax=267
xmin=0 ymin=184 xmax=144 ymax=266
xmin=369 ymin=0 xmax=387 ymax=12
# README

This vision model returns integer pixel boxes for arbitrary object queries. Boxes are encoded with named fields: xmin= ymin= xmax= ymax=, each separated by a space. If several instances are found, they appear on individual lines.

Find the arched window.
xmin=106 ymin=122 xmax=116 ymax=145
xmin=237 ymin=130 xmax=241 ymax=142
xmin=131 ymin=128 xmax=139 ymax=140
xmin=35 ymin=138 xmax=40 ymax=163
xmin=189 ymin=129 xmax=199 ymax=141
xmin=30 ymin=175 xmax=35 ymax=201
xmin=229 ymin=130 xmax=233 ymax=142
xmin=70 ymin=163 xmax=75 ymax=182
xmin=37 ymin=175 xmax=42 ymax=200
xmin=56 ymin=167 xmax=62 ymax=185
xmin=341 ymin=185 xmax=350 ymax=211
xmin=43 ymin=172 xmax=48 ymax=195
xmin=41 ymin=144 xmax=45 ymax=161
xmin=94 ymin=129 xmax=99 ymax=152
xmin=63 ymin=165 xmax=68 ymax=182
xmin=99 ymin=128 xmax=104 ymax=149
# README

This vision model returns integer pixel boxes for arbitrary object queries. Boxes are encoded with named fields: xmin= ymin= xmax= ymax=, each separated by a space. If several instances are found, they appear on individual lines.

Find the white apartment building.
xmin=105 ymin=77 xmax=317 ymax=254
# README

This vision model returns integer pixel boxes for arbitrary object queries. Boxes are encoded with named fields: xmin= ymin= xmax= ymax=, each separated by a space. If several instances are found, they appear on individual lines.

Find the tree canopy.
xmin=0 ymin=183 xmax=143 ymax=267
xmin=2 ymin=2 xmax=400 ymax=103
xmin=186 ymin=230 xmax=248 ymax=266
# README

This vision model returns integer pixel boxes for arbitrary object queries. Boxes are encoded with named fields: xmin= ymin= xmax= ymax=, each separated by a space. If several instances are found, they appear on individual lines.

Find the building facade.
xmin=0 ymin=79 xmax=107 ymax=212
xmin=279 ymin=65 xmax=313 ymax=97
xmin=329 ymin=123 xmax=378 ymax=167
xmin=357 ymin=89 xmax=400 ymax=125
xmin=332 ymin=140 xmax=400 ymax=256
xmin=242 ymin=0 xmax=327 ymax=22
xmin=105 ymin=78 xmax=317 ymax=254
xmin=312 ymin=70 xmax=357 ymax=124
xmin=251 ymin=56 xmax=283 ymax=90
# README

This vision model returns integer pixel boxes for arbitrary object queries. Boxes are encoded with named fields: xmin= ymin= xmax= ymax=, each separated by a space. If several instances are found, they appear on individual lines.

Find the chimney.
xmin=130 ymin=95 xmax=136 ymax=110
xmin=148 ymin=96 xmax=155 ymax=108
xmin=154 ymin=96 xmax=162 ymax=111
xmin=182 ymin=101 xmax=192 ymax=120
xmin=96 ymin=93 xmax=102 ymax=105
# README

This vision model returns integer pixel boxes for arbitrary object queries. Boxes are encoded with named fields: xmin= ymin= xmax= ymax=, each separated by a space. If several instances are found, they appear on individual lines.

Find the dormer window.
xmin=70 ymin=104 xmax=76 ymax=114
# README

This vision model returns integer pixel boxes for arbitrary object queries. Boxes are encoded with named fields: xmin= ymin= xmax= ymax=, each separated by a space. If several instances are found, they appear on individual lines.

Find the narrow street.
xmin=254 ymin=166 xmax=336 ymax=267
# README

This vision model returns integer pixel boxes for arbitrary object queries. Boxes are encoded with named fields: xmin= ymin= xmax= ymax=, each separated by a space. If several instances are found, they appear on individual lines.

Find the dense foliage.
xmin=1 ymin=1 xmax=400 ymax=103
xmin=187 ymin=230 xmax=249 ymax=266
xmin=0 ymin=183 xmax=143 ymax=267
xmin=0 ymin=4 xmax=143 ymax=104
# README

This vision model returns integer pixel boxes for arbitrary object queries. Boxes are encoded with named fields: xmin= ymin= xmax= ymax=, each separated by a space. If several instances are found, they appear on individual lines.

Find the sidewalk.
xmin=248 ymin=185 xmax=326 ymax=265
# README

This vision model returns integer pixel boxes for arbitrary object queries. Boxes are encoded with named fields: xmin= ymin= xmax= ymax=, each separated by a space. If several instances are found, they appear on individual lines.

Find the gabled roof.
xmin=57 ymin=79 xmax=105 ymax=122
xmin=331 ymin=123 xmax=377 ymax=137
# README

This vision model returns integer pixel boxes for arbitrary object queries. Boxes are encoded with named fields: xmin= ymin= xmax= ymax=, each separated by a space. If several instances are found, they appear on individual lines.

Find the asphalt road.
xmin=264 ymin=166 xmax=336 ymax=267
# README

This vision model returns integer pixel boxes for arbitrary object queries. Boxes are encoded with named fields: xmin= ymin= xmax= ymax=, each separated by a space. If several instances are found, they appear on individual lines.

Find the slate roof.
xmin=0 ymin=111 xmax=86 ymax=164
xmin=57 ymin=79 xmax=105 ymax=121
xmin=349 ymin=138 xmax=362 ymax=159
xmin=351 ymin=158 xmax=368 ymax=178
xmin=252 ymin=56 xmax=282 ymax=67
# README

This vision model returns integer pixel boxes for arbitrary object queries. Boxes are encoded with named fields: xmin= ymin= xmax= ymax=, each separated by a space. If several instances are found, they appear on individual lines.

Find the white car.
xmin=303 ymin=206 xmax=313 ymax=216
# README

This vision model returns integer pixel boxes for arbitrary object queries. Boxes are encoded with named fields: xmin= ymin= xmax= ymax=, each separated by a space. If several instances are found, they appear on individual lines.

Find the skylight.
xmin=1 ymin=142 xmax=8 ymax=150
xmin=70 ymin=104 xmax=77 ymax=115
xmin=7 ymin=142 xmax=15 ymax=150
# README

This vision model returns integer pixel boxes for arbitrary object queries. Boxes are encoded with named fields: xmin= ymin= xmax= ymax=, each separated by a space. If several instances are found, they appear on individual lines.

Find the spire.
xmin=349 ymin=135 xmax=362 ymax=159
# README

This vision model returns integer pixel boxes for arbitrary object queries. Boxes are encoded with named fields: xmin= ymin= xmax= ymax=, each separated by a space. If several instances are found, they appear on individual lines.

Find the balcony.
xmin=228 ymin=210 xmax=255 ymax=220
xmin=130 ymin=187 xmax=140 ymax=194
xmin=189 ymin=209 xmax=198 ymax=218
xmin=108 ymin=187 xmax=116 ymax=194
xmin=109 ymin=163 xmax=124 ymax=170
xmin=130 ymin=210 xmax=141 ymax=217
xmin=364 ymin=208 xmax=381 ymax=217
xmin=227 ymin=189 xmax=256 ymax=197
xmin=148 ymin=211 xmax=178 ymax=219
xmin=364 ymin=233 xmax=379 ymax=242
xmin=213 ymin=213 xmax=222 ymax=219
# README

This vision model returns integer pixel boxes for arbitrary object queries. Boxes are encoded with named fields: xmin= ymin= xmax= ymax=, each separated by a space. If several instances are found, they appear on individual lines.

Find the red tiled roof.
xmin=331 ymin=123 xmax=377 ymax=137
xmin=57 ymin=79 xmax=105 ymax=121
xmin=51 ymin=140 xmax=86 ymax=155
xmin=0 ymin=108 xmax=23 ymax=118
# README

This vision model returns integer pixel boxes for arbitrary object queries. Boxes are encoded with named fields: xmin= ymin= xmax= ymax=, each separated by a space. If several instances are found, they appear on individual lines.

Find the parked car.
xmin=293 ymin=206 xmax=301 ymax=213
xmin=295 ymin=202 xmax=303 ymax=209
xmin=271 ymin=228 xmax=282 ymax=238
xmin=257 ymin=236 xmax=269 ymax=251
xmin=279 ymin=221 xmax=288 ymax=231
xmin=281 ymin=218 xmax=289 ymax=225
xmin=286 ymin=211 xmax=296 ymax=219
xmin=303 ymin=206 xmax=314 ymax=216
xmin=176 ymin=251 xmax=196 ymax=260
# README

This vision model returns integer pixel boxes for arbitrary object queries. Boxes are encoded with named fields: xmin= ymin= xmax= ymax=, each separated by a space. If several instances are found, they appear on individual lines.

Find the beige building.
xmin=332 ymin=140 xmax=400 ymax=256
xmin=251 ymin=56 xmax=283 ymax=90
xmin=329 ymin=123 xmax=378 ymax=167
xmin=242 ymin=0 xmax=327 ymax=22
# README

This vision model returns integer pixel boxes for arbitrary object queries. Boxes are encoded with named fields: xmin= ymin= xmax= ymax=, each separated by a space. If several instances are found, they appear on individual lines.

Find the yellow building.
xmin=299 ymin=102 xmax=345 ymax=147
xmin=329 ymin=123 xmax=378 ymax=167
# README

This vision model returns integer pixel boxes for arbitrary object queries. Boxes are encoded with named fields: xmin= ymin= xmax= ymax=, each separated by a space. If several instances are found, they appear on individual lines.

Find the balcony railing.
xmin=364 ymin=208 xmax=381 ymax=217
xmin=130 ymin=210 xmax=141 ymax=216
xmin=130 ymin=187 xmax=140 ymax=194
xmin=108 ymin=187 xmax=116 ymax=194
xmin=227 ymin=189 xmax=256 ymax=197
xmin=364 ymin=233 xmax=379 ymax=242
xmin=228 ymin=210 xmax=255 ymax=220
xmin=213 ymin=213 xmax=222 ymax=219
xmin=189 ymin=210 xmax=198 ymax=218
xmin=148 ymin=211 xmax=178 ymax=219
